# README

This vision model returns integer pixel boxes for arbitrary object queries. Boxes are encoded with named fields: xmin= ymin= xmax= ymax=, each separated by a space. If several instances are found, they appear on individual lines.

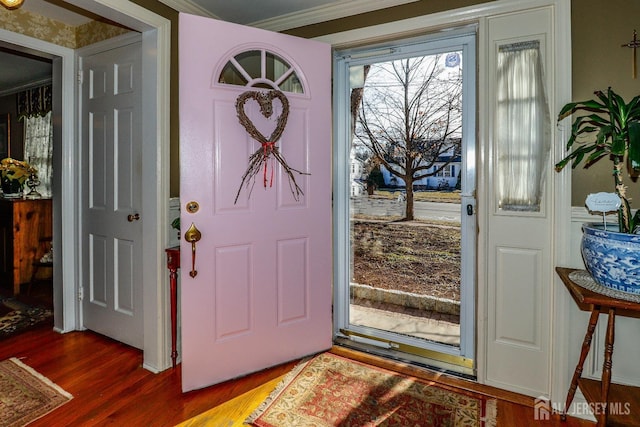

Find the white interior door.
xmin=179 ymin=13 xmax=332 ymax=392
xmin=81 ymin=39 xmax=143 ymax=349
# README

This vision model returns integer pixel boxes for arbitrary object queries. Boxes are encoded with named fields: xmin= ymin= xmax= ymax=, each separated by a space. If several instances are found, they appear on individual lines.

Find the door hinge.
xmin=78 ymin=287 xmax=84 ymax=301
xmin=77 ymin=69 xmax=83 ymax=85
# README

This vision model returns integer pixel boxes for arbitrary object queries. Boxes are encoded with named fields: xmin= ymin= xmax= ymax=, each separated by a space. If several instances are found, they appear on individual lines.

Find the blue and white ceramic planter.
xmin=581 ymin=223 xmax=640 ymax=294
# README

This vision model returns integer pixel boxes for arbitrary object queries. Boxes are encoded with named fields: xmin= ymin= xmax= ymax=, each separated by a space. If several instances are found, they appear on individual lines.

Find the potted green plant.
xmin=555 ymin=87 xmax=640 ymax=293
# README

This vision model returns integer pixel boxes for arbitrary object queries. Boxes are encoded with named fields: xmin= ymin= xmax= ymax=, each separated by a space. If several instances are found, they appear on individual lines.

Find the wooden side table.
xmin=166 ymin=246 xmax=180 ymax=368
xmin=0 ymin=199 xmax=52 ymax=295
xmin=556 ymin=267 xmax=640 ymax=426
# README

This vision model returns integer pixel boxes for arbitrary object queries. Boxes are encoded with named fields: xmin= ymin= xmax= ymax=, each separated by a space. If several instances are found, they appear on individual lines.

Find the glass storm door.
xmin=333 ymin=31 xmax=477 ymax=374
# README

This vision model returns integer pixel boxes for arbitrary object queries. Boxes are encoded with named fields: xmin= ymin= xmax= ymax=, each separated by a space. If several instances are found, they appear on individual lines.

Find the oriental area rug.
xmin=0 ymin=298 xmax=52 ymax=340
xmin=0 ymin=357 xmax=72 ymax=427
xmin=245 ymin=352 xmax=497 ymax=427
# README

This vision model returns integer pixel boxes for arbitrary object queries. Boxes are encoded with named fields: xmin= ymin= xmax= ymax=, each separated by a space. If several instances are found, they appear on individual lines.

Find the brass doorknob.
xmin=184 ymin=223 xmax=202 ymax=278
xmin=127 ymin=213 xmax=140 ymax=222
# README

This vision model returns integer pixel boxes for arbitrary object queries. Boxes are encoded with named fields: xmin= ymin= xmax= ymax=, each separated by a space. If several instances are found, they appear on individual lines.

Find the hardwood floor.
xmin=1 ymin=324 xmax=595 ymax=426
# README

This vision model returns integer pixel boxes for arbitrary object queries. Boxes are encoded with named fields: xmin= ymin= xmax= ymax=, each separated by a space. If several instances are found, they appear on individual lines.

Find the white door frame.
xmin=316 ymin=0 xmax=571 ymax=401
xmin=0 ymin=1 xmax=172 ymax=372
xmin=0 ymin=28 xmax=75 ymax=333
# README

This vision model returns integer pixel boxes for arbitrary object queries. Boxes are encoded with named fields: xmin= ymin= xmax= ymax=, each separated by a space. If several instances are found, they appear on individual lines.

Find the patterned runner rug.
xmin=0 ymin=298 xmax=52 ymax=340
xmin=0 ymin=358 xmax=72 ymax=427
xmin=246 ymin=352 xmax=496 ymax=426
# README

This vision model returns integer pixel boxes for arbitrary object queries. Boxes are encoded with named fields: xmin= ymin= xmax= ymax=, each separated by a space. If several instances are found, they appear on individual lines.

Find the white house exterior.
xmin=379 ymin=153 xmax=461 ymax=191
xmin=350 ymin=150 xmax=367 ymax=196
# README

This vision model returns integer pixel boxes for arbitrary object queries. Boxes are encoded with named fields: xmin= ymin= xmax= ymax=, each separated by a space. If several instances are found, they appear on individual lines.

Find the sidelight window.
xmin=495 ymin=40 xmax=551 ymax=212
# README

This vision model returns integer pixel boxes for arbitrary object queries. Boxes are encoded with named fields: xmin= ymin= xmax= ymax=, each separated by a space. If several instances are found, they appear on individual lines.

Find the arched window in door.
xmin=217 ymin=49 xmax=304 ymax=94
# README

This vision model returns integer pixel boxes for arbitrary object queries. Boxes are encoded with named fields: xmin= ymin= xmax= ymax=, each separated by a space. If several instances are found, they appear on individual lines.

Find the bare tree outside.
xmin=354 ymin=54 xmax=463 ymax=220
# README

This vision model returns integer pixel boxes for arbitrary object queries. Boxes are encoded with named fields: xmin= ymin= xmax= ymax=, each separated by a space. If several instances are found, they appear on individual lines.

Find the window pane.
xmin=279 ymin=73 xmax=303 ymax=93
xmin=495 ymin=41 xmax=551 ymax=212
xmin=234 ymin=50 xmax=261 ymax=79
xmin=349 ymin=51 xmax=464 ymax=346
xmin=266 ymin=52 xmax=288 ymax=82
xmin=218 ymin=62 xmax=248 ymax=86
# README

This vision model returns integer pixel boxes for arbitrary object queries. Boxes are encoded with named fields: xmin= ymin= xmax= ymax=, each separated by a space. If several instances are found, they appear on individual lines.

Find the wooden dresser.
xmin=0 ymin=198 xmax=52 ymax=295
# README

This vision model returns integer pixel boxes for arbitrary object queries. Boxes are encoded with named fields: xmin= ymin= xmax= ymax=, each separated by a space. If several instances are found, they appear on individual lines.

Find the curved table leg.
xmin=599 ymin=308 xmax=615 ymax=426
xmin=562 ymin=307 xmax=600 ymax=421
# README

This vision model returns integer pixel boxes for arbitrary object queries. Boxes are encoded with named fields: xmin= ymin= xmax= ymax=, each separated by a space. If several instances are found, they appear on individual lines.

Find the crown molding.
xmin=251 ymin=0 xmax=419 ymax=32
xmin=0 ymin=77 xmax=52 ymax=97
xmin=157 ymin=0 xmax=219 ymax=19
xmin=158 ymin=0 xmax=418 ymax=31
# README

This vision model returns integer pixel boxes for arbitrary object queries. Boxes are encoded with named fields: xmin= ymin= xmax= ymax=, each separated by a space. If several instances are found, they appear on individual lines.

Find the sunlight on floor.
xmin=175 ymin=376 xmax=284 ymax=427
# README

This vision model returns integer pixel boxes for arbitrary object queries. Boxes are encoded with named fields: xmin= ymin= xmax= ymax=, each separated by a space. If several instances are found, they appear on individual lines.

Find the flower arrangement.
xmin=0 ymin=158 xmax=37 ymax=195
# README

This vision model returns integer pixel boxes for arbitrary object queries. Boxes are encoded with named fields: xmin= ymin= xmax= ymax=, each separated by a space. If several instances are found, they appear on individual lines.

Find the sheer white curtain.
xmin=23 ymin=111 xmax=53 ymax=197
xmin=496 ymin=41 xmax=551 ymax=212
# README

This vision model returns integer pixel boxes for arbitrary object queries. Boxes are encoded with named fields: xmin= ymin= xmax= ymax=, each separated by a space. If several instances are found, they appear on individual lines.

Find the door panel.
xmin=179 ymin=13 xmax=331 ymax=392
xmin=82 ymin=40 xmax=143 ymax=349
xmin=483 ymin=7 xmax=555 ymax=396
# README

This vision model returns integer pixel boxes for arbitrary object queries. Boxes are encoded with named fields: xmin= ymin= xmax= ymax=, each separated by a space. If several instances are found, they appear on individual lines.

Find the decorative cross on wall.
xmin=621 ymin=30 xmax=640 ymax=79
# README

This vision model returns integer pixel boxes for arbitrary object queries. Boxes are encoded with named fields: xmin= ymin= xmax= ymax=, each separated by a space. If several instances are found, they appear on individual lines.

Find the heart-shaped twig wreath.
xmin=234 ymin=90 xmax=309 ymax=204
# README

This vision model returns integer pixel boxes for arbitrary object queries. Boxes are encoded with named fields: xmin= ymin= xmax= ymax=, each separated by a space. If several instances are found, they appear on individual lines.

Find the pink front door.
xmin=179 ymin=13 xmax=332 ymax=392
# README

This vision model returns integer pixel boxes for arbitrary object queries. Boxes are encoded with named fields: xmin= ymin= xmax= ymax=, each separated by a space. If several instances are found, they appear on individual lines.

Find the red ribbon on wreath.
xmin=234 ymin=90 xmax=309 ymax=204
xmin=261 ymin=141 xmax=276 ymax=188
